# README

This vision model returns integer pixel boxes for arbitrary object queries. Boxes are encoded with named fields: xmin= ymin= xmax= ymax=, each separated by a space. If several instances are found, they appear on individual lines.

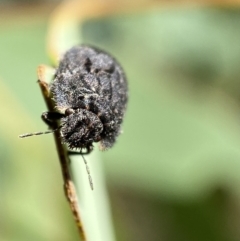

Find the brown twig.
xmin=37 ymin=65 xmax=87 ymax=241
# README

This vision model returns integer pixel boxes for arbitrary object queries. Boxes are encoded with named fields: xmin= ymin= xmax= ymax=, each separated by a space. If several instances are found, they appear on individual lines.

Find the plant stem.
xmin=37 ymin=66 xmax=87 ymax=241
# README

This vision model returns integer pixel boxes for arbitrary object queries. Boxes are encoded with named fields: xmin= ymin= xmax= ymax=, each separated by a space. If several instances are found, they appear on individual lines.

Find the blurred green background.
xmin=2 ymin=0 xmax=240 ymax=241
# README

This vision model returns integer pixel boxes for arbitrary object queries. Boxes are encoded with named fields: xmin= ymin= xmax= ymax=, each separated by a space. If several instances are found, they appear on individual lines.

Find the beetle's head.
xmin=61 ymin=108 xmax=103 ymax=149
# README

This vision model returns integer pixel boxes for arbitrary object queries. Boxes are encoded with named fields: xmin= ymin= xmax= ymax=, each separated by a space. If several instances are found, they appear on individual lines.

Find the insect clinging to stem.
xmin=19 ymin=45 xmax=128 ymax=189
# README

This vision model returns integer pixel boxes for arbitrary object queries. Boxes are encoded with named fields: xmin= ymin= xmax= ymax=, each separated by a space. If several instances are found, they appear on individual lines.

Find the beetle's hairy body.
xmin=50 ymin=45 xmax=128 ymax=151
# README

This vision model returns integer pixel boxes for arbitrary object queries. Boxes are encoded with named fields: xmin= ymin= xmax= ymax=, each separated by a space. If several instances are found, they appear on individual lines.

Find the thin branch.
xmin=37 ymin=65 xmax=87 ymax=241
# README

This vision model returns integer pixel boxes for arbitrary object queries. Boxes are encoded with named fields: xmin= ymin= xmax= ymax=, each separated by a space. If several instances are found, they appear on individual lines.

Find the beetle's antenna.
xmin=81 ymin=153 xmax=94 ymax=190
xmin=19 ymin=129 xmax=58 ymax=138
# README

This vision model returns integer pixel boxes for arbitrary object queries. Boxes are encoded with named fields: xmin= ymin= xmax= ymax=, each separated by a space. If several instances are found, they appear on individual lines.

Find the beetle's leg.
xmin=68 ymin=151 xmax=81 ymax=156
xmin=81 ymin=145 xmax=93 ymax=155
xmin=42 ymin=111 xmax=65 ymax=127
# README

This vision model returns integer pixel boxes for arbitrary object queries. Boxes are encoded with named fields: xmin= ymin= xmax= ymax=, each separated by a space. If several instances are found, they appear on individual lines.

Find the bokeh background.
xmin=2 ymin=0 xmax=240 ymax=240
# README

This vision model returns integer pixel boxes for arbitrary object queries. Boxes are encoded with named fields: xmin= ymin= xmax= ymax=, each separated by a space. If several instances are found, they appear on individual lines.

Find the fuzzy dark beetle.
xmin=20 ymin=45 xmax=128 ymax=155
